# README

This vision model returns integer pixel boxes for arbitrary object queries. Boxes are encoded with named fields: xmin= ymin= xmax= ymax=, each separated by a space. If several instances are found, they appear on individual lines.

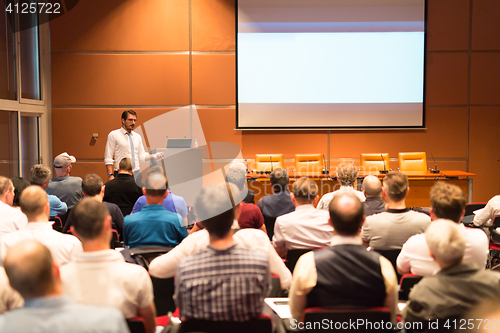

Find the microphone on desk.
xmin=322 ymin=154 xmax=328 ymax=174
xmin=269 ymin=155 xmax=274 ymax=174
xmin=380 ymin=154 xmax=389 ymax=174
xmin=430 ymin=154 xmax=440 ymax=173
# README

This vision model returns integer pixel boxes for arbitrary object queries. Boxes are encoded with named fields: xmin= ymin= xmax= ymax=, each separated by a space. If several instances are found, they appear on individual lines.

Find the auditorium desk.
xmin=247 ymin=170 xmax=475 ymax=208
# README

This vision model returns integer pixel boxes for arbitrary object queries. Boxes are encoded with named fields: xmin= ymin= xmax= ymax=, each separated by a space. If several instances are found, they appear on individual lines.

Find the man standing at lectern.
xmin=104 ymin=110 xmax=163 ymax=183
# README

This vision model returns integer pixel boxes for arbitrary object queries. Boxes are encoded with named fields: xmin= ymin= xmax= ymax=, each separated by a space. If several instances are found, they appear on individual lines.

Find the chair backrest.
xmin=399 ymin=274 xmax=423 ymax=301
xmin=398 ymin=152 xmax=427 ymax=171
xmin=465 ymin=202 xmax=487 ymax=216
xmin=110 ymin=229 xmax=120 ymax=249
xmin=294 ymin=154 xmax=323 ymax=175
xmin=374 ymin=249 xmax=402 ymax=281
xmin=264 ymin=216 xmax=277 ymax=241
xmin=255 ymin=154 xmax=284 ymax=172
xmin=303 ymin=307 xmax=392 ymax=333
xmin=360 ymin=153 xmax=389 ymax=172
xmin=180 ymin=315 xmax=273 ymax=333
xmin=286 ymin=249 xmax=313 ymax=273
xmin=127 ymin=317 xmax=147 ymax=333
xmin=50 ymin=216 xmax=63 ymax=232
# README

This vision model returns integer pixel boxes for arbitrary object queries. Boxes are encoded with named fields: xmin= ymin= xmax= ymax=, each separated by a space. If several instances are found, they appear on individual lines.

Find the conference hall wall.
xmin=50 ymin=0 xmax=500 ymax=202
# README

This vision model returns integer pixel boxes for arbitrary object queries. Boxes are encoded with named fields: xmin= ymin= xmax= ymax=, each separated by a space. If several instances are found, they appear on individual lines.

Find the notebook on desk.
xmin=265 ymin=298 xmax=292 ymax=319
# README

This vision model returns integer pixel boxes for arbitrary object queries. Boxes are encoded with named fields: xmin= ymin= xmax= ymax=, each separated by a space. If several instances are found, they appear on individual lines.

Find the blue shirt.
xmin=124 ymin=204 xmax=188 ymax=248
xmin=131 ymin=190 xmax=188 ymax=217
xmin=0 ymin=295 xmax=129 ymax=333
xmin=47 ymin=194 xmax=67 ymax=218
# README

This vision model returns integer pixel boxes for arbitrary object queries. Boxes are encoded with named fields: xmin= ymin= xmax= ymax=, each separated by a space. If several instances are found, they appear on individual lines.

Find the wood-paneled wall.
xmin=50 ymin=0 xmax=500 ymax=201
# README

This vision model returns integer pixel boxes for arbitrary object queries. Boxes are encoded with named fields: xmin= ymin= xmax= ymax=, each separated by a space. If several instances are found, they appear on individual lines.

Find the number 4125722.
xmin=5 ymin=2 xmax=61 ymax=14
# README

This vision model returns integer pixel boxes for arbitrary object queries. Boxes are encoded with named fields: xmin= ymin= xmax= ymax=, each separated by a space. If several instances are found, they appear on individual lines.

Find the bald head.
xmin=4 ymin=240 xmax=57 ymax=299
xmin=145 ymin=172 xmax=167 ymax=197
xmin=20 ymin=185 xmax=49 ymax=221
xmin=363 ymin=175 xmax=382 ymax=197
xmin=328 ymin=193 xmax=364 ymax=235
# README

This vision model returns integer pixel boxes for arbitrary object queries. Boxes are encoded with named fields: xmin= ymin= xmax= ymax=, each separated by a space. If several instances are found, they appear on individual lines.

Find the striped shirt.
xmin=175 ymin=244 xmax=270 ymax=322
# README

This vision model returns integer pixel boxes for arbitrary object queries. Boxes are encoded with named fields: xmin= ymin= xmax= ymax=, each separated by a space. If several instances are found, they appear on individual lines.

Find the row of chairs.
xmin=252 ymin=152 xmax=432 ymax=174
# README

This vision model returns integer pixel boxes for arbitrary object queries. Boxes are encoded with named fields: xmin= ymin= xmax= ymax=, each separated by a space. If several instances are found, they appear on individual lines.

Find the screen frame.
xmin=235 ymin=0 xmax=427 ymax=131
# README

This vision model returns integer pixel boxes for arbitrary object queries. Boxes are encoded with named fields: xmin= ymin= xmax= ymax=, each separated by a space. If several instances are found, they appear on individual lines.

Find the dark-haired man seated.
xmin=175 ymin=183 xmax=270 ymax=321
xmin=289 ymin=193 xmax=397 ymax=322
xmin=63 ymin=174 xmax=124 ymax=238
xmin=256 ymin=168 xmax=295 ymax=240
xmin=103 ymin=158 xmax=142 ymax=216
xmin=0 ymin=240 xmax=128 ymax=333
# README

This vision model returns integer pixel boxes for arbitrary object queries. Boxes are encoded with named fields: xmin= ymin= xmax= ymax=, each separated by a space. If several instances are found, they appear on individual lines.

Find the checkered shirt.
xmin=175 ymin=243 xmax=270 ymax=322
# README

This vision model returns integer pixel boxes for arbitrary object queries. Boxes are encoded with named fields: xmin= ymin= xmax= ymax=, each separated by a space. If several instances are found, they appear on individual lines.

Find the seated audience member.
xmin=362 ymin=172 xmax=431 ymax=250
xmin=190 ymin=168 xmax=266 ymax=234
xmin=229 ymin=162 xmax=254 ymax=204
xmin=46 ymin=152 xmax=83 ymax=210
xmin=473 ymin=194 xmax=500 ymax=227
xmin=256 ymin=168 xmax=295 ymax=239
xmin=149 ymin=182 xmax=292 ymax=290
xmin=0 ymin=267 xmax=23 ymax=314
xmin=0 ymin=177 xmax=28 ymax=241
xmin=61 ymin=198 xmax=156 ymax=333
xmin=403 ymin=220 xmax=500 ymax=323
xmin=103 ymin=157 xmax=142 ymax=216
xmin=289 ymin=193 xmax=397 ymax=322
xmin=0 ymin=186 xmax=82 ymax=266
xmin=124 ymin=171 xmax=188 ymax=248
xmin=226 ymin=168 xmax=265 ymax=231
xmin=362 ymin=175 xmax=386 ymax=216
xmin=175 ymin=184 xmax=270 ymax=321
xmin=131 ymin=167 xmax=188 ymax=225
xmin=398 ymin=182 xmax=488 ymax=276
xmin=11 ymin=177 xmax=30 ymax=207
xmin=273 ymin=178 xmax=332 ymax=257
xmin=0 ymin=240 xmax=128 ymax=333
xmin=317 ymin=161 xmax=365 ymax=210
xmin=64 ymin=174 xmax=124 ymax=238
xmin=29 ymin=164 xmax=67 ymax=218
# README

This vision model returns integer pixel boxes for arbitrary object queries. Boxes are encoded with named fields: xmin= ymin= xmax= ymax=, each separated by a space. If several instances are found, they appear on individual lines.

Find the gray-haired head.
xmin=195 ymin=183 xmax=240 ymax=238
xmin=425 ymin=219 xmax=465 ymax=268
xmin=229 ymin=162 xmax=246 ymax=174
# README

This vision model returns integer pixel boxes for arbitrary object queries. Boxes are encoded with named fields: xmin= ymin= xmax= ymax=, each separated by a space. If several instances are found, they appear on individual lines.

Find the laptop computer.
xmin=166 ymin=138 xmax=192 ymax=148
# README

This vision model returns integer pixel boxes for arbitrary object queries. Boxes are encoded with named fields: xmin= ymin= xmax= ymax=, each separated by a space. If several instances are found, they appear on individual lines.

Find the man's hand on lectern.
xmin=153 ymin=152 xmax=164 ymax=159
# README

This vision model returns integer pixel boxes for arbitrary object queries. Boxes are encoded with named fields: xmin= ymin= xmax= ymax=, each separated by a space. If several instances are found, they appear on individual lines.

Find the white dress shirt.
xmin=397 ymin=223 xmax=489 ymax=276
xmin=317 ymin=186 xmax=366 ymax=210
xmin=0 ymin=222 xmax=82 ymax=266
xmin=149 ymin=227 xmax=292 ymax=290
xmin=104 ymin=128 xmax=148 ymax=172
xmin=273 ymin=204 xmax=333 ymax=253
xmin=0 ymin=201 xmax=28 ymax=241
xmin=60 ymin=250 xmax=153 ymax=318
xmin=473 ymin=195 xmax=500 ymax=227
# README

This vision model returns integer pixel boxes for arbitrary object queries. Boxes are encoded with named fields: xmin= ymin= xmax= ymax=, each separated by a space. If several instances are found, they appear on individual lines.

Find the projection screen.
xmin=236 ymin=0 xmax=426 ymax=129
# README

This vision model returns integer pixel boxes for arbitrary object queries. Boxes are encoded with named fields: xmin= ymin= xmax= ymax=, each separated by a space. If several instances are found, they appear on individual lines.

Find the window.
xmin=0 ymin=0 xmax=50 ymax=177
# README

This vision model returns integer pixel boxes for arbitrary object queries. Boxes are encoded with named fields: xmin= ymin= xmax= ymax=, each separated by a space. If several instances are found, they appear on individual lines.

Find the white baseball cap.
xmin=54 ymin=152 xmax=76 ymax=168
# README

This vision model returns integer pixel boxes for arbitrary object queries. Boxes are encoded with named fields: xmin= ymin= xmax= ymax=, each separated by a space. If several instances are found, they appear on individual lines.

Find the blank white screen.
xmin=237 ymin=0 xmax=426 ymax=129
